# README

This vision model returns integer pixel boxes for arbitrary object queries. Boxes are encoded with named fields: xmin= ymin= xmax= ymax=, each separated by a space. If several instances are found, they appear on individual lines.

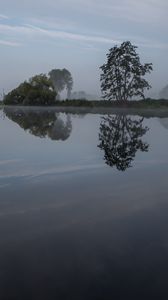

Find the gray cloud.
xmin=0 ymin=14 xmax=9 ymax=19
xmin=0 ymin=22 xmax=121 ymax=46
xmin=0 ymin=21 xmax=167 ymax=50
xmin=1 ymin=0 xmax=167 ymax=26
xmin=0 ymin=39 xmax=21 ymax=47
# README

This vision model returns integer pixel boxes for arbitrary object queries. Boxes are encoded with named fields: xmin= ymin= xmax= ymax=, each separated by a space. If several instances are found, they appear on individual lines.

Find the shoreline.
xmin=3 ymin=104 xmax=168 ymax=118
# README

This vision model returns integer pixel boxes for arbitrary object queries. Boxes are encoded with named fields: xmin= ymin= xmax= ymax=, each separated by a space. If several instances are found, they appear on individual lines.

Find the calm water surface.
xmin=0 ymin=107 xmax=168 ymax=299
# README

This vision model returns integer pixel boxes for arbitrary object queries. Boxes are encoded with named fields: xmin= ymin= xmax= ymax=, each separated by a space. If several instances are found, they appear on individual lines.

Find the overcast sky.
xmin=0 ymin=0 xmax=168 ymax=97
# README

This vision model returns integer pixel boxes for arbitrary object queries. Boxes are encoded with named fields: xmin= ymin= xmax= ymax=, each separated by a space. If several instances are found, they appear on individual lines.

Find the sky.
xmin=0 ymin=0 xmax=168 ymax=98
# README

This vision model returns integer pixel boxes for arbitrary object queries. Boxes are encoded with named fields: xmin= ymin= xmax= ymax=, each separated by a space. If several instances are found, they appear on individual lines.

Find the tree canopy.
xmin=4 ymin=74 xmax=56 ymax=106
xmin=100 ymin=41 xmax=153 ymax=101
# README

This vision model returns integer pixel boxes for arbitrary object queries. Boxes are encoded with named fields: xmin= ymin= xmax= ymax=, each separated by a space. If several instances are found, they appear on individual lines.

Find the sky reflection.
xmin=1 ymin=109 xmax=168 ymax=299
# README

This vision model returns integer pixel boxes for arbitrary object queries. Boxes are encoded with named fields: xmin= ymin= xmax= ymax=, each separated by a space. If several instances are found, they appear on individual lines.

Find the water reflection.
xmin=1 ymin=110 xmax=168 ymax=299
xmin=159 ymin=118 xmax=168 ymax=129
xmin=4 ymin=107 xmax=72 ymax=141
xmin=98 ymin=115 xmax=149 ymax=171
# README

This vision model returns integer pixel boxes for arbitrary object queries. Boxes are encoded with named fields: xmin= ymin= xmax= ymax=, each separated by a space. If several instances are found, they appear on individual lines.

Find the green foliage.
xmin=29 ymin=74 xmax=54 ymax=90
xmin=4 ymin=88 xmax=21 ymax=105
xmin=100 ymin=41 xmax=153 ymax=101
xmin=4 ymin=74 xmax=56 ymax=105
xmin=50 ymin=98 xmax=168 ymax=109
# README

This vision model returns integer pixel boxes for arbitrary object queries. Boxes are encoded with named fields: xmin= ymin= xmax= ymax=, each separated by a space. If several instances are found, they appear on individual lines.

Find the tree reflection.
xmin=98 ymin=115 xmax=149 ymax=171
xmin=4 ymin=108 xmax=72 ymax=141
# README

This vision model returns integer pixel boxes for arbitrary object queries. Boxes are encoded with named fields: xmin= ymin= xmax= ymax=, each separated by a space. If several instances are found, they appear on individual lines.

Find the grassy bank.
xmin=8 ymin=98 xmax=166 ymax=109
xmin=52 ymin=99 xmax=168 ymax=108
xmin=3 ymin=98 xmax=168 ymax=108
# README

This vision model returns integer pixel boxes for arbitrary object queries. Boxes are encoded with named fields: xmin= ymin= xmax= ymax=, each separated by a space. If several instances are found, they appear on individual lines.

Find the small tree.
xmin=100 ymin=41 xmax=153 ymax=101
xmin=4 ymin=74 xmax=56 ymax=105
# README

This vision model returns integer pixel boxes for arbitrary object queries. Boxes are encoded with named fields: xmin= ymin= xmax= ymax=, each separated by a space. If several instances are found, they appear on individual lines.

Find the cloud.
xmin=0 ymin=24 xmax=34 ymax=35
xmin=0 ymin=0 xmax=167 ymax=50
xmin=0 ymin=0 xmax=167 ymax=28
xmin=26 ymin=24 xmax=121 ymax=44
xmin=0 ymin=159 xmax=23 ymax=165
xmin=0 ymin=39 xmax=21 ymax=47
xmin=0 ymin=163 xmax=105 ymax=180
xmin=28 ymin=17 xmax=76 ymax=31
xmin=68 ymin=0 xmax=168 ymax=21
xmin=0 ymin=22 xmax=167 ymax=50
xmin=0 ymin=23 xmax=121 ymax=45
xmin=0 ymin=184 xmax=10 ymax=189
xmin=92 ymin=0 xmax=168 ymax=24
xmin=30 ymin=163 xmax=105 ymax=178
xmin=32 ymin=0 xmax=167 ymax=26
xmin=0 ymin=14 xmax=9 ymax=19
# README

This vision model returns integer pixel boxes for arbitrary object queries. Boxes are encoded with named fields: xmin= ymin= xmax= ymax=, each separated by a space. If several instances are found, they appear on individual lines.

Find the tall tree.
xmin=49 ymin=68 xmax=73 ymax=100
xmin=100 ymin=41 xmax=153 ymax=101
xmin=62 ymin=69 xmax=73 ymax=100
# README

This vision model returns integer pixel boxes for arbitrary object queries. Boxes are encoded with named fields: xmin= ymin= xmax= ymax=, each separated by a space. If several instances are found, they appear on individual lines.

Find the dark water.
xmin=1 ymin=107 xmax=168 ymax=299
